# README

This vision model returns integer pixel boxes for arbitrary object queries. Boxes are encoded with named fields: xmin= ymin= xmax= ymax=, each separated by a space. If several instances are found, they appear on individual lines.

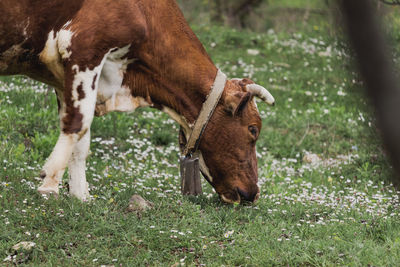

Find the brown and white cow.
xmin=0 ymin=0 xmax=274 ymax=204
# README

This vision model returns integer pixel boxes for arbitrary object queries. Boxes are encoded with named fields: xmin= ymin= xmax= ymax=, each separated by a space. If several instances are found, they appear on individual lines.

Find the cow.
xmin=0 ymin=0 xmax=275 ymax=204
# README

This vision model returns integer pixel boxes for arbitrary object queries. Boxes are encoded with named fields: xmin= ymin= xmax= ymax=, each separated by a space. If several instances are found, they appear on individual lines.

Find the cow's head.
xmin=180 ymin=78 xmax=274 ymax=204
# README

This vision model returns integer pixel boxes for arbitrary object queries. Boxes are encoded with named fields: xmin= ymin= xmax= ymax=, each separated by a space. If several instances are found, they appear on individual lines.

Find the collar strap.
xmin=183 ymin=69 xmax=227 ymax=157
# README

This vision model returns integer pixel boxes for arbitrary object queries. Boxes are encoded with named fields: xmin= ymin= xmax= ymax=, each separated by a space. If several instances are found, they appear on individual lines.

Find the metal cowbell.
xmin=180 ymin=154 xmax=202 ymax=196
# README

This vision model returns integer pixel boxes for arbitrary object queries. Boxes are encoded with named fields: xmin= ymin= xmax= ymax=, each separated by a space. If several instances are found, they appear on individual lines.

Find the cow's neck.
xmin=126 ymin=0 xmax=222 ymax=132
xmin=129 ymin=62 xmax=218 ymax=121
xmin=127 ymin=61 xmax=219 ymax=139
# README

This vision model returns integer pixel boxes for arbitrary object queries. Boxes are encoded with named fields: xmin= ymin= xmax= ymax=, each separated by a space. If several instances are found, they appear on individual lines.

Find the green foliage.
xmin=150 ymin=130 xmax=175 ymax=147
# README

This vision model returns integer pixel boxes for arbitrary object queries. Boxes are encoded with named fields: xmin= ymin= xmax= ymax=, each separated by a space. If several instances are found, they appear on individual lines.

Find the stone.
xmin=12 ymin=242 xmax=36 ymax=251
xmin=127 ymin=195 xmax=154 ymax=212
xmin=302 ymin=153 xmax=321 ymax=165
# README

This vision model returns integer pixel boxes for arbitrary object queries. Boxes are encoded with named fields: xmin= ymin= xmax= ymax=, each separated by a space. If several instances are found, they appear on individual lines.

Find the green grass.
xmin=1 ymin=23 xmax=400 ymax=266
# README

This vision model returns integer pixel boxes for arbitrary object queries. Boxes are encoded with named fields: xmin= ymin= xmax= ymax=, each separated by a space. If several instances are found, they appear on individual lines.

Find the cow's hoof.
xmin=37 ymin=186 xmax=59 ymax=199
xmin=39 ymin=170 xmax=46 ymax=179
xmin=70 ymin=182 xmax=90 ymax=202
xmin=70 ymin=192 xmax=91 ymax=202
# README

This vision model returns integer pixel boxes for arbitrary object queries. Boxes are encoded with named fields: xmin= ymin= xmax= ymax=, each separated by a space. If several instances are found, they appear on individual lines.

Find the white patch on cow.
xmin=72 ymin=65 xmax=100 ymax=126
xmin=109 ymin=45 xmax=132 ymax=60
xmin=70 ymin=55 xmax=109 ymax=129
xmin=58 ymin=28 xmax=74 ymax=60
xmin=39 ymin=26 xmax=75 ymax=82
xmin=107 ymin=86 xmax=150 ymax=112
xmin=39 ymin=30 xmax=64 ymax=83
xmin=94 ymin=45 xmax=148 ymax=115
xmin=97 ymin=45 xmax=132 ymax=100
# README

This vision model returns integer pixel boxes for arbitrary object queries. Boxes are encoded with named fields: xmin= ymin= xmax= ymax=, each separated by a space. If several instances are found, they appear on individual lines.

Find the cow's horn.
xmin=245 ymin=84 xmax=275 ymax=105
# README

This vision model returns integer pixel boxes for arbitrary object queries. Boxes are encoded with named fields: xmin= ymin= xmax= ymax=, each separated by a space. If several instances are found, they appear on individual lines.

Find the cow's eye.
xmin=248 ymin=125 xmax=258 ymax=138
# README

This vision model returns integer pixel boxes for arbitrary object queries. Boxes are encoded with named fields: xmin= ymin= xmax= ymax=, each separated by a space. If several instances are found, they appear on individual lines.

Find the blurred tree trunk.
xmin=211 ymin=0 xmax=224 ymax=24
xmin=212 ymin=0 xmax=264 ymax=29
xmin=338 ymin=0 xmax=400 ymax=186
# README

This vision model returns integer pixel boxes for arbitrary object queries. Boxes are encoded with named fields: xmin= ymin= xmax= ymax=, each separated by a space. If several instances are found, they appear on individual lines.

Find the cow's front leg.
xmin=68 ymin=129 xmax=91 ymax=200
xmin=38 ymin=60 xmax=104 ymax=199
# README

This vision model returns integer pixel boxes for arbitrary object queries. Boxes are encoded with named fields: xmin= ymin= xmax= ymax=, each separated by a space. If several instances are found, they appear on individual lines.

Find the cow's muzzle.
xmin=220 ymin=186 xmax=260 ymax=204
xmin=237 ymin=187 xmax=260 ymax=203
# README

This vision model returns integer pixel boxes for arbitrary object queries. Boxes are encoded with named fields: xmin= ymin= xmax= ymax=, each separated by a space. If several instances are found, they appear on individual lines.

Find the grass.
xmin=1 ymin=20 xmax=400 ymax=266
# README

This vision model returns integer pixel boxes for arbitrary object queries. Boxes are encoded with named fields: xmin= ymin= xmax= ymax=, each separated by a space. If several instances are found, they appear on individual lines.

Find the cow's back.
xmin=0 ymin=0 xmax=84 ymax=77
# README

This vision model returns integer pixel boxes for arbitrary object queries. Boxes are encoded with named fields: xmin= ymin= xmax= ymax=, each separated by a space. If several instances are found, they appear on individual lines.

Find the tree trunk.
xmin=212 ymin=0 xmax=264 ymax=29
xmin=339 ymin=0 xmax=400 ymax=186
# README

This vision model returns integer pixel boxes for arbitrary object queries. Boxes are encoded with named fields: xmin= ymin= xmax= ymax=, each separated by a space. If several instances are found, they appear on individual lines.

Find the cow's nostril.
xmin=237 ymin=188 xmax=257 ymax=202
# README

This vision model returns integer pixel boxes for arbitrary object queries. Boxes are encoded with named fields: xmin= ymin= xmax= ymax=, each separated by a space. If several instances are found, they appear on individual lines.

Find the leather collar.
xmin=182 ymin=69 xmax=227 ymax=157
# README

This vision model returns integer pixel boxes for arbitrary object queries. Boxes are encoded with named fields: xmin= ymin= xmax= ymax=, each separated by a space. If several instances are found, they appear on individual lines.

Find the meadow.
xmin=1 ymin=5 xmax=400 ymax=267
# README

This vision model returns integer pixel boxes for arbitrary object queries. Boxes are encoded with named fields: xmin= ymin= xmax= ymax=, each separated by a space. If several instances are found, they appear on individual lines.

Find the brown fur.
xmin=76 ymin=82 xmax=85 ymax=100
xmin=91 ymin=74 xmax=97 ymax=90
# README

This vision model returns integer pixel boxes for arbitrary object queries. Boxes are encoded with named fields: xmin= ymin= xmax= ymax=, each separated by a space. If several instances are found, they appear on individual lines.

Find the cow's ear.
xmin=224 ymin=92 xmax=252 ymax=117
xmin=230 ymin=78 xmax=255 ymax=89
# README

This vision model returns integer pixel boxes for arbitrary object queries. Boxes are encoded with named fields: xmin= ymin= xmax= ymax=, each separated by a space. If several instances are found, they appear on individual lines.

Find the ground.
xmin=1 ymin=19 xmax=400 ymax=267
